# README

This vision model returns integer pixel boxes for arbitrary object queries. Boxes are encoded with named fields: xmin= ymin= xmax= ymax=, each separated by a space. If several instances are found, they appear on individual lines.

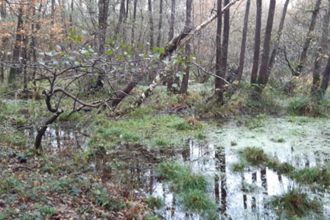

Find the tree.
xmin=156 ymin=0 xmax=163 ymax=47
xmin=148 ymin=0 xmax=154 ymax=50
xmin=8 ymin=1 xmax=24 ymax=86
xmin=250 ymin=0 xmax=262 ymax=85
xmin=215 ymin=0 xmax=222 ymax=102
xmin=296 ymin=0 xmax=322 ymax=75
xmin=180 ymin=0 xmax=193 ymax=94
xmin=96 ymin=0 xmax=110 ymax=88
xmin=237 ymin=0 xmax=250 ymax=83
xmin=268 ymin=0 xmax=290 ymax=73
xmin=254 ymin=0 xmax=276 ymax=95
xmin=311 ymin=0 xmax=330 ymax=98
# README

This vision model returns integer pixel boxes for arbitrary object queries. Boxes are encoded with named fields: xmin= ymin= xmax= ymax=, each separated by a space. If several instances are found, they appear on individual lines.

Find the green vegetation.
xmin=89 ymin=114 xmax=204 ymax=149
xmin=269 ymin=188 xmax=321 ymax=217
xmin=156 ymin=161 xmax=217 ymax=214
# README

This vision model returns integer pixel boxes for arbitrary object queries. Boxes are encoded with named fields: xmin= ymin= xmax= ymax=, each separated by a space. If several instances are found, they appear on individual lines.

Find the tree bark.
xmin=180 ymin=0 xmax=193 ymax=94
xmin=131 ymin=0 xmax=137 ymax=44
xmin=215 ymin=0 xmax=222 ymax=101
xmin=312 ymin=0 xmax=330 ymax=96
xmin=156 ymin=0 xmax=163 ymax=47
xmin=168 ymin=0 xmax=175 ymax=41
xmin=34 ymin=110 xmax=64 ymax=154
xmin=250 ymin=0 xmax=262 ymax=84
xmin=237 ymin=0 xmax=250 ymax=83
xmin=148 ymin=0 xmax=154 ymax=50
xmin=296 ymin=0 xmax=322 ymax=75
xmin=9 ymin=4 xmax=24 ymax=86
xmin=115 ymin=0 xmax=125 ymax=36
xmin=255 ymin=0 xmax=276 ymax=94
xmin=96 ymin=0 xmax=110 ymax=88
xmin=268 ymin=0 xmax=289 ymax=72
xmin=319 ymin=55 xmax=330 ymax=98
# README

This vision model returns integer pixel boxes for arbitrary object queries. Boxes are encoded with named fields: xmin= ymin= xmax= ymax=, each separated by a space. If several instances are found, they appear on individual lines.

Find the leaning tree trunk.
xmin=250 ymin=0 xmax=262 ymax=85
xmin=255 ymin=0 xmax=276 ymax=95
xmin=296 ymin=0 xmax=322 ymax=75
xmin=112 ymin=0 xmax=240 ymax=109
xmin=312 ymin=0 xmax=330 ymax=97
xmin=237 ymin=0 xmax=250 ymax=83
xmin=34 ymin=110 xmax=63 ymax=154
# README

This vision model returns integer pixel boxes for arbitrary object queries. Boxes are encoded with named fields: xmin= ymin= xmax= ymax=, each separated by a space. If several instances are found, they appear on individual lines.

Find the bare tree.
xmin=156 ymin=0 xmax=163 ymax=47
xmin=215 ymin=0 xmax=222 ymax=101
xmin=148 ymin=0 xmax=154 ymax=50
xmin=250 ymin=0 xmax=262 ymax=85
xmin=237 ymin=0 xmax=250 ymax=83
xmin=311 ymin=0 xmax=330 ymax=96
xmin=255 ymin=0 xmax=276 ymax=94
xmin=296 ymin=0 xmax=322 ymax=75
xmin=268 ymin=0 xmax=290 ymax=72
xmin=180 ymin=0 xmax=193 ymax=94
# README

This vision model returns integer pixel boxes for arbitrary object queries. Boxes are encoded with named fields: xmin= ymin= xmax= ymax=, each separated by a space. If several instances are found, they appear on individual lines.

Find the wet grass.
xmin=269 ymin=188 xmax=321 ymax=217
xmin=90 ymin=114 xmax=204 ymax=149
xmin=290 ymin=167 xmax=330 ymax=187
xmin=237 ymin=147 xmax=330 ymax=188
xmin=145 ymin=196 xmax=163 ymax=209
xmin=156 ymin=161 xmax=217 ymax=213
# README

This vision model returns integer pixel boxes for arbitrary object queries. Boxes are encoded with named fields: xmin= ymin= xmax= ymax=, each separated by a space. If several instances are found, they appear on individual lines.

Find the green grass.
xmin=145 ymin=196 xmax=163 ymax=209
xmin=269 ymin=188 xmax=321 ymax=217
xmin=89 ymin=114 xmax=204 ymax=148
xmin=156 ymin=161 xmax=217 ymax=213
xmin=182 ymin=189 xmax=217 ymax=211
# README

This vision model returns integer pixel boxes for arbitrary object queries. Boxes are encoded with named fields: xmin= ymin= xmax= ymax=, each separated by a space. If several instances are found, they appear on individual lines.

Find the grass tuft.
xmin=269 ymin=188 xmax=321 ymax=217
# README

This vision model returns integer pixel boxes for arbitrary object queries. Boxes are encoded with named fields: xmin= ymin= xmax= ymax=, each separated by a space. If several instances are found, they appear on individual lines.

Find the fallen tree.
xmin=128 ymin=0 xmax=241 ymax=109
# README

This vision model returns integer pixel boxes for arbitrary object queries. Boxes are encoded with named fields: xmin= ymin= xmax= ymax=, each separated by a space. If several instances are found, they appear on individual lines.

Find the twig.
xmin=191 ymin=62 xmax=231 ymax=85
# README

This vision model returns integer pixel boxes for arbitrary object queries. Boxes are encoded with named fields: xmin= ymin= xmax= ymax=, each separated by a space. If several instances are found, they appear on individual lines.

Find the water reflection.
xmin=23 ymin=126 xmax=88 ymax=153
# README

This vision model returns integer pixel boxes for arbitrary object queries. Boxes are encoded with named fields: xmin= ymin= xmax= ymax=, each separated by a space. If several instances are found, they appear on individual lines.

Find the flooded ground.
xmin=134 ymin=117 xmax=330 ymax=219
xmin=23 ymin=116 xmax=330 ymax=219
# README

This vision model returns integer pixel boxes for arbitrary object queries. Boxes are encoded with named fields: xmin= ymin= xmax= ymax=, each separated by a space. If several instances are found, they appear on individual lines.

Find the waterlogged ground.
xmin=7 ymin=115 xmax=330 ymax=219
xmin=147 ymin=116 xmax=330 ymax=219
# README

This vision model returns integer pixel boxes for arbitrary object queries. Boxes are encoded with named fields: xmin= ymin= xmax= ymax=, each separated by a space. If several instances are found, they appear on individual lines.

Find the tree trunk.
xmin=115 ymin=0 xmax=126 ymax=36
xmin=131 ymin=0 xmax=137 ymax=44
xmin=70 ymin=0 xmax=74 ymax=26
xmin=268 ymin=0 xmax=289 ymax=72
xmin=34 ymin=110 xmax=64 ymax=154
xmin=250 ymin=0 xmax=261 ymax=84
xmin=180 ymin=0 xmax=193 ymax=94
xmin=215 ymin=0 xmax=222 ymax=101
xmin=296 ymin=0 xmax=322 ymax=75
xmin=96 ymin=0 xmax=110 ymax=88
xmin=237 ymin=0 xmax=250 ymax=83
xmin=156 ymin=0 xmax=163 ymax=47
xmin=312 ymin=0 xmax=330 ymax=96
xmin=168 ymin=0 xmax=175 ymax=41
xmin=9 ymin=4 xmax=24 ymax=86
xmin=0 ymin=1 xmax=6 ymax=82
xmin=255 ymin=0 xmax=276 ymax=94
xmin=319 ymin=55 xmax=330 ymax=99
xmin=148 ymin=0 xmax=154 ymax=50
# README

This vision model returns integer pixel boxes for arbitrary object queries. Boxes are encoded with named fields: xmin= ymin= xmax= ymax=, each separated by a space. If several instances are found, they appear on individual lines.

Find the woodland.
xmin=2 ymin=0 xmax=330 ymax=219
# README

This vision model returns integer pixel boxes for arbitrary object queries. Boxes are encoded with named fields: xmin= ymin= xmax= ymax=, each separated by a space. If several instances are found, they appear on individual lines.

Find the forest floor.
xmin=1 ymin=81 xmax=330 ymax=219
